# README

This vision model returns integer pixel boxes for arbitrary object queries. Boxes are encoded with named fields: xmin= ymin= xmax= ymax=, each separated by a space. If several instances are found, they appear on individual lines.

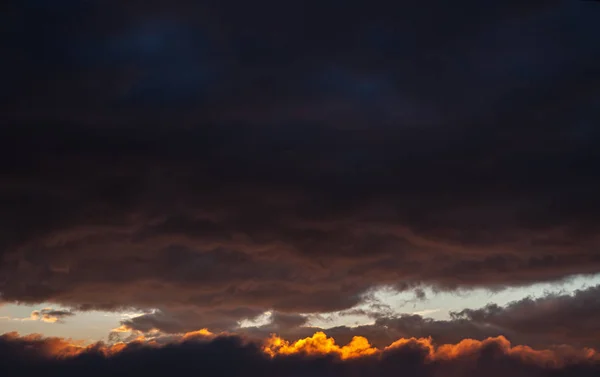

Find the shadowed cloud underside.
xmin=1 ymin=1 xmax=600 ymax=374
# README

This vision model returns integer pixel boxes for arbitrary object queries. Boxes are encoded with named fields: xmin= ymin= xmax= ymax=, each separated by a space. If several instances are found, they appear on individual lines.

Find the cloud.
xmin=451 ymin=284 xmax=600 ymax=349
xmin=1 ymin=308 xmax=75 ymax=324
xmin=237 ymin=285 xmax=600 ymax=350
xmin=268 ymin=312 xmax=309 ymax=329
xmin=32 ymin=308 xmax=75 ymax=324
xmin=0 ymin=0 xmax=599 ymax=332
xmin=117 ymin=307 xmax=266 ymax=334
xmin=411 ymin=309 xmax=440 ymax=316
xmin=1 ymin=331 xmax=599 ymax=377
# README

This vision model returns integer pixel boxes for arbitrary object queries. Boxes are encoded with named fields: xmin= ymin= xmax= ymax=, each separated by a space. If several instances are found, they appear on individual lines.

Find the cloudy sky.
xmin=2 ymin=1 xmax=600 ymax=376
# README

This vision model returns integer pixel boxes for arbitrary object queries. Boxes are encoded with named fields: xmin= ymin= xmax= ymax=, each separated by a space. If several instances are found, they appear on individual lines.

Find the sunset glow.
xmin=6 ymin=329 xmax=598 ymax=369
xmin=3 ymin=0 xmax=600 ymax=376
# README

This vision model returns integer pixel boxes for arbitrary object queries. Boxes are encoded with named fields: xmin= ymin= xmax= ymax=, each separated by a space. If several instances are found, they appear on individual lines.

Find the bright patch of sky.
xmin=306 ymin=273 xmax=600 ymax=328
xmin=2 ymin=273 xmax=600 ymax=341
xmin=0 ymin=304 xmax=147 ymax=343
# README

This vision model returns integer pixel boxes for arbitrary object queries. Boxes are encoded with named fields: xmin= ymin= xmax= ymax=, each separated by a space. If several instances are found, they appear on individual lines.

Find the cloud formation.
xmin=233 ymin=285 xmax=600 ymax=350
xmin=1 ymin=0 xmax=600 ymax=333
xmin=1 ymin=308 xmax=74 ymax=324
xmin=1 ymin=331 xmax=600 ymax=377
xmin=451 ymin=284 xmax=600 ymax=349
xmin=30 ymin=309 xmax=75 ymax=324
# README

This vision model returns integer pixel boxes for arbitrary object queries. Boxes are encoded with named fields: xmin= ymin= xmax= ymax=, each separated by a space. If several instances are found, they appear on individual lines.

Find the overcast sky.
xmin=2 ymin=1 xmax=600 ymax=377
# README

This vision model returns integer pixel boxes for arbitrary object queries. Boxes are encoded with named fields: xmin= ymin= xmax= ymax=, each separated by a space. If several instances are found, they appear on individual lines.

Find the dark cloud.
xmin=451 ymin=284 xmax=600 ymax=349
xmin=1 ymin=331 xmax=600 ymax=377
xmin=0 ymin=307 xmax=75 ymax=323
xmin=241 ymin=313 xmax=504 ymax=350
xmin=1 ymin=0 xmax=600 ymax=330
xmin=238 ymin=285 xmax=600 ymax=350
xmin=268 ymin=312 xmax=309 ymax=329
xmin=119 ymin=307 xmax=265 ymax=334
xmin=31 ymin=308 xmax=75 ymax=324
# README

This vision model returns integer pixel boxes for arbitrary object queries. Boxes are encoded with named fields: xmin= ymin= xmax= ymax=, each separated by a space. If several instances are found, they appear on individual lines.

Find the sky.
xmin=1 ymin=1 xmax=600 ymax=376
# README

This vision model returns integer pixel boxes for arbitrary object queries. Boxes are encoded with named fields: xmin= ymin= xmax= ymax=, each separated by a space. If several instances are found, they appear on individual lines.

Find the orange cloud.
xmin=262 ymin=332 xmax=600 ymax=368
xmin=181 ymin=328 xmax=214 ymax=341
xmin=2 ymin=329 xmax=599 ymax=370
xmin=264 ymin=331 xmax=377 ymax=359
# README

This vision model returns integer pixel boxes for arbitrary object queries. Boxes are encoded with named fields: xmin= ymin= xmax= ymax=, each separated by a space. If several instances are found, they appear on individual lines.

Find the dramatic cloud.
xmin=235 ymin=285 xmax=600 ymax=350
xmin=1 ymin=0 xmax=599 ymax=332
xmin=1 ymin=331 xmax=600 ymax=377
xmin=451 ymin=284 xmax=600 ymax=349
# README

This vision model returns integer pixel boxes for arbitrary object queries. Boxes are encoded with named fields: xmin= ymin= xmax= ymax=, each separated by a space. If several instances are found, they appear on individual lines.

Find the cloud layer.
xmin=1 ymin=0 xmax=600 ymax=333
xmin=2 ymin=331 xmax=600 ymax=377
xmin=106 ymin=285 xmax=600 ymax=353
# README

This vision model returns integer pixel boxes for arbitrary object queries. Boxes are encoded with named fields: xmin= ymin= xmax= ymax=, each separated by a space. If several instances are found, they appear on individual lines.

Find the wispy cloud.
xmin=411 ymin=309 xmax=440 ymax=317
xmin=0 ymin=308 xmax=75 ymax=324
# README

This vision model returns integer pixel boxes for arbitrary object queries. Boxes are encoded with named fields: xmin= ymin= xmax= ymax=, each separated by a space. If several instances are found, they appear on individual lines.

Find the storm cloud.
xmin=451 ymin=284 xmax=600 ymax=349
xmin=1 ymin=0 xmax=600 ymax=332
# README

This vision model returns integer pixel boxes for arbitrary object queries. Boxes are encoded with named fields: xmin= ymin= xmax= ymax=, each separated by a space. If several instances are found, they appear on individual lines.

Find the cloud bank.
xmin=108 ymin=284 xmax=600 ymax=351
xmin=1 ymin=0 xmax=600 ymax=335
xmin=2 ymin=330 xmax=600 ymax=377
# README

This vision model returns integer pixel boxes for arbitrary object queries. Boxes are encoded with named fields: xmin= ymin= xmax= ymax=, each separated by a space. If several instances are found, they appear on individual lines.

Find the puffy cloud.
xmin=1 ymin=331 xmax=599 ymax=377
xmin=1 ymin=0 xmax=600 ymax=331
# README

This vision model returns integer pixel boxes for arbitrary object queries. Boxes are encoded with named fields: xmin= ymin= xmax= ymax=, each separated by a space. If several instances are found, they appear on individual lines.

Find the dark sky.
xmin=1 ymin=1 xmax=600 ymax=375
